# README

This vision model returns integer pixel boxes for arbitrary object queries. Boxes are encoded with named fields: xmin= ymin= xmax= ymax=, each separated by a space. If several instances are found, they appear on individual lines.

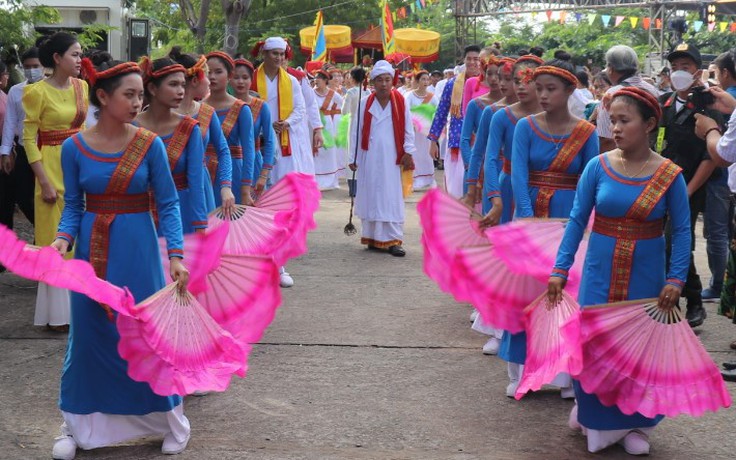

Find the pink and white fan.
xmin=0 ymin=224 xmax=135 ymax=316
xmin=417 ymin=189 xmax=487 ymax=295
xmin=563 ymin=298 xmax=732 ymax=418
xmin=515 ymin=291 xmax=583 ymax=399
xmin=485 ymin=218 xmax=588 ymax=297
xmin=255 ymin=172 xmax=320 ymax=264
xmin=208 ymin=204 xmax=295 ymax=264
xmin=451 ymin=245 xmax=546 ymax=333
xmin=117 ymin=284 xmax=245 ymax=396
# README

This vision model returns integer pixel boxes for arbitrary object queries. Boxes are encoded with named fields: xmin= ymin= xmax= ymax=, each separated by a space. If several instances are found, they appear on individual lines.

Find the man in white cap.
xmin=349 ymin=60 xmax=416 ymax=257
xmin=251 ymin=36 xmax=307 ymax=287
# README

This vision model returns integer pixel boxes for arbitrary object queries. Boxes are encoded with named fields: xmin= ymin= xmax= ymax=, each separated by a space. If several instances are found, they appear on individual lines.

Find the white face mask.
xmin=23 ymin=68 xmax=44 ymax=83
xmin=670 ymin=70 xmax=695 ymax=91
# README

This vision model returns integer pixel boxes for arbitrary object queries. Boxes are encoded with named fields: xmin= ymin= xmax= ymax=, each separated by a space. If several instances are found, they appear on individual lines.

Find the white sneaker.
xmin=162 ymin=432 xmax=190 ymax=455
xmin=279 ymin=271 xmax=294 ymax=288
xmin=560 ymin=386 xmax=576 ymax=400
xmin=52 ymin=435 xmax=77 ymax=460
xmin=568 ymin=405 xmax=581 ymax=431
xmin=619 ymin=430 xmax=650 ymax=456
xmin=470 ymin=310 xmax=479 ymax=322
xmin=482 ymin=337 xmax=500 ymax=355
xmin=505 ymin=381 xmax=519 ymax=398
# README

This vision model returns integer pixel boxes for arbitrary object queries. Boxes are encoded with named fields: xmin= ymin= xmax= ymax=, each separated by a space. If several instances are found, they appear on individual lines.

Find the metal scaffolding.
xmin=452 ymin=0 xmax=704 ymax=67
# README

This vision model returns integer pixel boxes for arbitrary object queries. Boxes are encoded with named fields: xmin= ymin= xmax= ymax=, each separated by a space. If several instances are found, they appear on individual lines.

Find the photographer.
xmin=659 ymin=43 xmax=724 ymax=328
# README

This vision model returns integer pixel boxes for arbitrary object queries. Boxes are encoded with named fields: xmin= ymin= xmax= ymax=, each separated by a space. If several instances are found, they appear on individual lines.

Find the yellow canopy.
xmin=394 ymin=28 xmax=440 ymax=63
xmin=299 ymin=25 xmax=352 ymax=51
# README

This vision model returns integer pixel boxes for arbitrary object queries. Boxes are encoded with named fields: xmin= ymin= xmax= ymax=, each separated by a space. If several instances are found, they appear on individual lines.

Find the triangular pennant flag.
xmin=420 ymin=0 xmax=426 ymax=7
xmin=602 ymin=15 xmax=611 ymax=27
xmin=575 ymin=13 xmax=582 ymax=23
xmin=587 ymin=14 xmax=597 ymax=25
xmin=560 ymin=11 xmax=567 ymax=23
xmin=630 ymin=17 xmax=639 ymax=28
xmin=615 ymin=16 xmax=625 ymax=27
xmin=546 ymin=10 xmax=553 ymax=21
xmin=731 ymin=22 xmax=736 ymax=33
xmin=721 ymin=22 xmax=729 ymax=32
xmin=531 ymin=11 xmax=538 ymax=20
xmin=694 ymin=20 xmax=703 ymax=32
xmin=642 ymin=17 xmax=651 ymax=30
xmin=708 ymin=22 xmax=716 ymax=32
xmin=655 ymin=18 xmax=662 ymax=29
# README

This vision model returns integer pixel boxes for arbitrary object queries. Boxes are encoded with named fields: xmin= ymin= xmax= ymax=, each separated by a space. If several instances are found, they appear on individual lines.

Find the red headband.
xmin=185 ymin=55 xmax=207 ymax=81
xmin=414 ymin=69 xmax=429 ymax=79
xmin=206 ymin=51 xmax=235 ymax=71
xmin=499 ymin=57 xmax=517 ymax=73
xmin=81 ymin=58 xmax=141 ymax=87
xmin=612 ymin=87 xmax=663 ymax=122
xmin=481 ymin=55 xmax=501 ymax=72
xmin=516 ymin=54 xmax=544 ymax=66
xmin=315 ymin=69 xmax=330 ymax=79
xmin=234 ymin=58 xmax=255 ymax=73
xmin=534 ymin=65 xmax=579 ymax=86
xmin=139 ymin=57 xmax=186 ymax=84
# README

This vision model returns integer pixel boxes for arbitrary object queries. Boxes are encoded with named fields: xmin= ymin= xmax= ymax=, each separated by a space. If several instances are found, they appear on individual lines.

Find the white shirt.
xmin=568 ymin=88 xmax=593 ymax=119
xmin=596 ymin=75 xmax=660 ymax=139
xmin=1 ymin=81 xmax=27 ymax=155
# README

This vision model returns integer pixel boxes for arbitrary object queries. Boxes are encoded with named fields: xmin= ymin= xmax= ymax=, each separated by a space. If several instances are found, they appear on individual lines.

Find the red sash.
xmin=533 ymin=119 xmax=595 ymax=217
xmin=247 ymin=97 xmax=264 ymax=125
xmin=221 ymin=99 xmax=245 ymax=139
xmin=164 ymin=117 xmax=198 ymax=171
xmin=360 ymin=89 xmax=406 ymax=165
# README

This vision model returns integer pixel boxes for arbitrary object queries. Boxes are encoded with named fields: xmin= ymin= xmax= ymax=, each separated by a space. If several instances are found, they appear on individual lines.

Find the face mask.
xmin=23 ymin=68 xmax=44 ymax=83
xmin=670 ymin=70 xmax=694 ymax=91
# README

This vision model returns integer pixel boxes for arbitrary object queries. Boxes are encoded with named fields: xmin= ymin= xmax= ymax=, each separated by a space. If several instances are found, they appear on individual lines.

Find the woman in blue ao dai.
xmin=205 ymin=52 xmax=256 ymax=205
xmin=50 ymin=60 xmax=191 ymax=459
xmin=169 ymin=47 xmax=234 ymax=214
xmin=135 ymin=57 xmax=207 ymax=234
xmin=504 ymin=60 xmax=599 ymax=398
xmin=548 ymin=88 xmax=690 ymax=455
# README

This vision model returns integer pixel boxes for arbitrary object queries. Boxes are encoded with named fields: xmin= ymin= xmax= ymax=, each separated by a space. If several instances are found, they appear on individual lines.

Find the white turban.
xmin=370 ymin=60 xmax=394 ymax=80
xmin=263 ymin=37 xmax=287 ymax=51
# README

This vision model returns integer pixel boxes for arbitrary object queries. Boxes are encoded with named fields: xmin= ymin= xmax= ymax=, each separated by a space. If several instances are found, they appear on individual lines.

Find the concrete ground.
xmin=1 ymin=182 xmax=735 ymax=460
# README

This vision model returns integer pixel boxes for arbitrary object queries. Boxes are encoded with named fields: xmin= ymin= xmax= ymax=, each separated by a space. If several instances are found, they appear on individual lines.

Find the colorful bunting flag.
xmin=546 ymin=10 xmax=552 ymax=21
xmin=721 ymin=22 xmax=728 ymax=32
xmin=694 ymin=20 xmax=703 ymax=32
xmin=708 ymin=22 xmax=716 ymax=32
xmin=575 ymin=13 xmax=582 ymax=23
xmin=731 ymin=22 xmax=736 ymax=32
xmin=655 ymin=18 xmax=662 ymax=29
xmin=601 ymin=15 xmax=611 ymax=27
xmin=587 ymin=14 xmax=597 ymax=25
xmin=560 ymin=11 xmax=567 ymax=24
xmin=615 ymin=16 xmax=625 ymax=27
xmin=381 ymin=0 xmax=396 ymax=55
xmin=629 ymin=17 xmax=639 ymax=28
xmin=642 ymin=17 xmax=651 ymax=30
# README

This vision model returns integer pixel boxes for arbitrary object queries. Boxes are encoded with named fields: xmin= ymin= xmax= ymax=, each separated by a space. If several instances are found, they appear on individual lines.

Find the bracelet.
xmin=705 ymin=127 xmax=722 ymax=138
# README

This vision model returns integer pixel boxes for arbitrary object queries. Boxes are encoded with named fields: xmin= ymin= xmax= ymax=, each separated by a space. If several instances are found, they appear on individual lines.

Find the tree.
xmin=179 ymin=0 xmax=214 ymax=53
xmin=0 ymin=0 xmax=60 ymax=55
xmin=222 ymin=0 xmax=252 ymax=55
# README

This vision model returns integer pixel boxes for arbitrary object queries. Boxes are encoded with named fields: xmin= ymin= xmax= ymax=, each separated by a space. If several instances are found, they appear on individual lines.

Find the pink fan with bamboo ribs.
xmin=0 ymin=224 xmax=135 ymax=316
xmin=564 ymin=299 xmax=732 ymax=418
xmin=417 ymin=189 xmax=487 ymax=295
xmin=516 ymin=291 xmax=583 ymax=400
xmin=485 ymin=219 xmax=588 ymax=298
xmin=158 ymin=221 xmax=230 ymax=293
xmin=118 ymin=284 xmax=246 ymax=396
xmin=193 ymin=254 xmax=282 ymax=376
xmin=255 ymin=172 xmax=320 ymax=264
xmin=208 ymin=205 xmax=295 ymax=264
xmin=451 ymin=245 xmax=545 ymax=333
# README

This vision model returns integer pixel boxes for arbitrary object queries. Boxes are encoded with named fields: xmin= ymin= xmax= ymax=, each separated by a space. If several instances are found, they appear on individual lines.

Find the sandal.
xmin=730 ymin=339 xmax=736 ymax=350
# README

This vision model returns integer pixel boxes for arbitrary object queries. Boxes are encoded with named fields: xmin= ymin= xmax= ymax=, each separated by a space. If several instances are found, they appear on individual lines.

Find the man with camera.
xmin=659 ymin=43 xmax=724 ymax=328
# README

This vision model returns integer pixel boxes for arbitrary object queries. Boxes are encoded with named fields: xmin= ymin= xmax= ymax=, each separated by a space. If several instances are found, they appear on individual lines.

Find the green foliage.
xmin=0 ymin=0 xmax=60 ymax=56
xmin=77 ymin=24 xmax=119 ymax=50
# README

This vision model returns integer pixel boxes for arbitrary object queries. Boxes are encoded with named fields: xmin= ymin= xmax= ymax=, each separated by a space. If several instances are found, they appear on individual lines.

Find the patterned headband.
xmin=414 ymin=69 xmax=429 ymax=79
xmin=139 ymin=57 xmax=186 ymax=84
xmin=481 ymin=55 xmax=501 ymax=71
xmin=81 ymin=58 xmax=141 ymax=87
xmin=185 ymin=55 xmax=207 ymax=80
xmin=612 ymin=87 xmax=663 ymax=122
xmin=315 ymin=69 xmax=330 ymax=79
xmin=516 ymin=55 xmax=544 ymax=66
xmin=234 ymin=58 xmax=255 ymax=73
xmin=499 ymin=57 xmax=517 ymax=73
xmin=206 ymin=51 xmax=235 ymax=71
xmin=533 ymin=65 xmax=579 ymax=86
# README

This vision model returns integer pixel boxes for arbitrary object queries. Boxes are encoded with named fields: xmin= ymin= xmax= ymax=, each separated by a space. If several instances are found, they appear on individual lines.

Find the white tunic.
xmin=404 ymin=91 xmax=439 ymax=190
xmin=352 ymin=95 xmax=416 ymax=226
xmin=264 ymin=73 xmax=307 ymax=182
xmin=313 ymin=88 xmax=344 ymax=190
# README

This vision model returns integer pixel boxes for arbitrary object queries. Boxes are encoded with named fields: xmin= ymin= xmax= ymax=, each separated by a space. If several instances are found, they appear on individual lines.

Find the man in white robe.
xmin=253 ymin=36 xmax=307 ymax=287
xmin=350 ymin=61 xmax=416 ymax=257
